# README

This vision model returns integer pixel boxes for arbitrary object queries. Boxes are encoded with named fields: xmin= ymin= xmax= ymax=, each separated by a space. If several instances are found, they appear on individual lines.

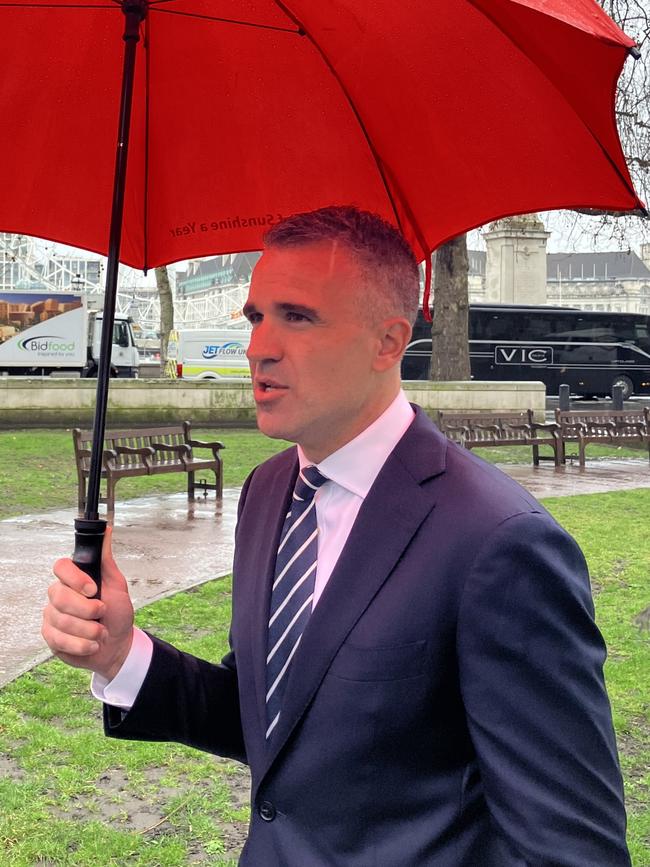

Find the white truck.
xmin=168 ymin=328 xmax=251 ymax=380
xmin=0 ymin=290 xmax=139 ymax=377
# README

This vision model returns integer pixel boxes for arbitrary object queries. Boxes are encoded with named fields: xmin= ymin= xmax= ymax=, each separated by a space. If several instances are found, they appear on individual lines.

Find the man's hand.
xmin=42 ymin=527 xmax=135 ymax=682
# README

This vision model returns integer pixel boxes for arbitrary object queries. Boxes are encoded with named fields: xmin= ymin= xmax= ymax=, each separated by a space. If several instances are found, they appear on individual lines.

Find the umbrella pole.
xmin=73 ymin=1 xmax=147 ymax=596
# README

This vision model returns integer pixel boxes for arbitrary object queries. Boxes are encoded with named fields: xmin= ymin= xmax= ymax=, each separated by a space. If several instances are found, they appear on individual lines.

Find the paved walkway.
xmin=1 ymin=459 xmax=648 ymax=689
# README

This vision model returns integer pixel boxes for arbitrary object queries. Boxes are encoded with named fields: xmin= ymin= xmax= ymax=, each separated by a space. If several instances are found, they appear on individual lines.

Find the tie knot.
xmin=293 ymin=465 xmax=328 ymax=504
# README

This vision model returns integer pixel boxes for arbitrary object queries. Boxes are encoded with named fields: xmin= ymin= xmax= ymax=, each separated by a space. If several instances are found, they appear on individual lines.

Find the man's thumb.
xmin=101 ymin=525 xmax=120 ymax=581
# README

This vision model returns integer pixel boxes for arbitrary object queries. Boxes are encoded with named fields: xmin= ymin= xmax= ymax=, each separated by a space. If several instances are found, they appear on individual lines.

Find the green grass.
xmin=0 ymin=578 xmax=245 ymax=866
xmin=542 ymin=490 xmax=650 ymax=867
xmin=0 ymin=428 xmax=645 ymax=521
xmin=0 ymin=489 xmax=648 ymax=864
xmin=0 ymin=429 xmax=291 ymax=520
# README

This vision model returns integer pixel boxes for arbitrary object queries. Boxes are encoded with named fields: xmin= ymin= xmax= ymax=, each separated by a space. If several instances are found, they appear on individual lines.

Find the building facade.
xmin=468 ymin=218 xmax=650 ymax=316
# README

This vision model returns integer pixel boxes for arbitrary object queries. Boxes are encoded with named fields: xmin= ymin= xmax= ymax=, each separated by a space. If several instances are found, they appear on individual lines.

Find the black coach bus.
xmin=401 ymin=304 xmax=650 ymax=399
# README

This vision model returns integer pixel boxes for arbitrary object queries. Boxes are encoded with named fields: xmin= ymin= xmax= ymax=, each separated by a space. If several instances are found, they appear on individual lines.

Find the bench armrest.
xmin=614 ymin=422 xmax=646 ymax=435
xmin=501 ymin=423 xmax=532 ymax=433
xmin=531 ymin=422 xmax=559 ymax=433
xmin=187 ymin=438 xmax=225 ymax=451
xmin=115 ymin=445 xmax=156 ymax=457
xmin=102 ymin=448 xmax=119 ymax=470
xmin=441 ymin=424 xmax=471 ymax=437
xmin=472 ymin=423 xmax=501 ymax=435
xmin=151 ymin=442 xmax=192 ymax=458
xmin=586 ymin=422 xmax=618 ymax=435
xmin=559 ymin=422 xmax=587 ymax=434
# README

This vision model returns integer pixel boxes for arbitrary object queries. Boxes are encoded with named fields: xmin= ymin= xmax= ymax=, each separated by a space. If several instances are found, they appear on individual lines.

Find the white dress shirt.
xmin=92 ymin=390 xmax=415 ymax=709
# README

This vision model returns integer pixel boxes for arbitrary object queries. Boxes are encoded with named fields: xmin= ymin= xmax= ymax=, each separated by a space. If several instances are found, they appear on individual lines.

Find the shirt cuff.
xmin=90 ymin=627 xmax=154 ymax=710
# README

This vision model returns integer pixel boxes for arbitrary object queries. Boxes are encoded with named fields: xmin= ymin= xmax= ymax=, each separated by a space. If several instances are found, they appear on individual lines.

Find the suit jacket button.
xmin=259 ymin=800 xmax=276 ymax=822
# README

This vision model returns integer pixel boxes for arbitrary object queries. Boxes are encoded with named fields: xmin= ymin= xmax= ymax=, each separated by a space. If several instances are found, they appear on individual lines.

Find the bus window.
xmin=522 ymin=313 xmax=557 ymax=341
xmin=473 ymin=311 xmax=519 ymax=341
xmin=634 ymin=320 xmax=650 ymax=353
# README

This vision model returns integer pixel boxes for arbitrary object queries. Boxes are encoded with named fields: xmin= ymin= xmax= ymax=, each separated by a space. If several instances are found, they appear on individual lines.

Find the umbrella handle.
xmin=72 ymin=517 xmax=107 ymax=600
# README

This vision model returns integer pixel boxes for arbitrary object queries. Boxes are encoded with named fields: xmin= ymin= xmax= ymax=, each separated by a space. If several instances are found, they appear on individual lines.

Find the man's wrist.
xmin=91 ymin=628 xmax=153 ymax=710
xmin=99 ymin=628 xmax=135 ymax=682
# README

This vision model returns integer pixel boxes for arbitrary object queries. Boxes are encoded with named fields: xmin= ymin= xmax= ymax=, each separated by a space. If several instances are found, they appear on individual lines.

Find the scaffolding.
xmin=0 ymin=233 xmax=250 ymax=330
xmin=0 ymin=233 xmax=103 ymax=296
xmin=117 ymin=279 xmax=250 ymax=331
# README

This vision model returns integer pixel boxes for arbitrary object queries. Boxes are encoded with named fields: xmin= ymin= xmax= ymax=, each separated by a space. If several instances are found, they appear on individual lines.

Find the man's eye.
xmin=286 ymin=311 xmax=309 ymax=322
xmin=247 ymin=312 xmax=262 ymax=324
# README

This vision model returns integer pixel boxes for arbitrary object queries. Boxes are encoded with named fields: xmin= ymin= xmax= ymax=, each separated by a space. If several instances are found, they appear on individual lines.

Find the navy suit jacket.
xmin=105 ymin=407 xmax=630 ymax=865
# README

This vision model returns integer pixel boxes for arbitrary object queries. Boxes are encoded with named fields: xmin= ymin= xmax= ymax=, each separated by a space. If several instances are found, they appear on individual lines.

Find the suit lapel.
xmin=255 ymin=408 xmax=447 ymax=787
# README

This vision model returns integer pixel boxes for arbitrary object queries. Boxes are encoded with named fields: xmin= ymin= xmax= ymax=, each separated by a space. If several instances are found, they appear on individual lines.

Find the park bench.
xmin=72 ymin=422 xmax=225 ymax=514
xmin=438 ymin=410 xmax=561 ymax=466
xmin=555 ymin=408 xmax=650 ymax=467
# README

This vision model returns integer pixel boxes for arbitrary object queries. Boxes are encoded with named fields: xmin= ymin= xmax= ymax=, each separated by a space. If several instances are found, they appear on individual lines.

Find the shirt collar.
xmin=297 ymin=390 xmax=415 ymax=499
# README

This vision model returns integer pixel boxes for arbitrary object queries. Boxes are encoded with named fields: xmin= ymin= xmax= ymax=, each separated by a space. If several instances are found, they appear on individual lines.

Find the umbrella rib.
xmin=150 ymin=7 xmax=301 ymax=35
xmin=269 ymin=0 xmax=404 ymax=236
xmin=270 ymin=0 xmax=438 ymax=271
xmin=469 ymin=0 xmax=645 ymax=211
xmin=0 ymin=3 xmax=115 ymax=6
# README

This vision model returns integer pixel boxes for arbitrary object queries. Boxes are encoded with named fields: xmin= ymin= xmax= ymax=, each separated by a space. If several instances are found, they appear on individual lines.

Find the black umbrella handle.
xmin=72 ymin=518 xmax=107 ymax=599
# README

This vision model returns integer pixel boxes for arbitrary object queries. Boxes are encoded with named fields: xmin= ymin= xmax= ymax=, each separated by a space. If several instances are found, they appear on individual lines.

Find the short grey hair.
xmin=263 ymin=205 xmax=420 ymax=325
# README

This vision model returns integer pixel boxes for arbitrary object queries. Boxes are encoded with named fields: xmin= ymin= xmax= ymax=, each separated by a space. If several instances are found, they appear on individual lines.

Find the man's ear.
xmin=372 ymin=318 xmax=412 ymax=372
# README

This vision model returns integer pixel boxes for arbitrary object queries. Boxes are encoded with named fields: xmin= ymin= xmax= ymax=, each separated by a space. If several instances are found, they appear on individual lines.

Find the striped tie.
xmin=265 ymin=465 xmax=328 ymax=739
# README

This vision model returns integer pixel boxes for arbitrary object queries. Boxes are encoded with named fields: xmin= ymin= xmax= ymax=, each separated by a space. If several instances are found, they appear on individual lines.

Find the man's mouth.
xmin=256 ymin=379 xmax=287 ymax=391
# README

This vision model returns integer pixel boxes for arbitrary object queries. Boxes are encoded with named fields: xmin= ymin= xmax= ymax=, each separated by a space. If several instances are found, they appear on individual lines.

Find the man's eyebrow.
xmin=277 ymin=302 xmax=321 ymax=321
xmin=243 ymin=301 xmax=322 ymax=321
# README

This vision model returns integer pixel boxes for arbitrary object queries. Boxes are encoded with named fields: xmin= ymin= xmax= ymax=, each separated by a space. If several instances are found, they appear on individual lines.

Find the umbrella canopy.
xmin=1 ymin=0 xmax=645 ymax=272
xmin=2 ymin=0 xmax=646 ymax=543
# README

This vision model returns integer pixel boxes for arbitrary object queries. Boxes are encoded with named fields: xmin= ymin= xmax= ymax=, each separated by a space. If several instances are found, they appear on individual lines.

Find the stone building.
xmin=467 ymin=216 xmax=650 ymax=316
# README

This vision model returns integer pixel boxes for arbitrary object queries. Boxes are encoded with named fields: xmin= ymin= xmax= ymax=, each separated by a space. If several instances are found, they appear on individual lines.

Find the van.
xmin=168 ymin=329 xmax=251 ymax=380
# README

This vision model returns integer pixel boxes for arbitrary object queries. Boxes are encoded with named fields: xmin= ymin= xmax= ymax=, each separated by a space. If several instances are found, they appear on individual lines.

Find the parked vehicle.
xmin=168 ymin=328 xmax=251 ymax=380
xmin=0 ymin=290 xmax=139 ymax=377
xmin=402 ymin=304 xmax=650 ymax=399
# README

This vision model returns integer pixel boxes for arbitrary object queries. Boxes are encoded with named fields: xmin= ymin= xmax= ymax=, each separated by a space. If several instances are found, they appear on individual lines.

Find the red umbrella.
xmin=0 ymin=0 xmax=644 ymax=585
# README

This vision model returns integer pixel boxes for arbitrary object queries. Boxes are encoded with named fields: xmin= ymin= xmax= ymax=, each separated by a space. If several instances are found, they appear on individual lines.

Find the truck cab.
xmin=88 ymin=313 xmax=140 ymax=378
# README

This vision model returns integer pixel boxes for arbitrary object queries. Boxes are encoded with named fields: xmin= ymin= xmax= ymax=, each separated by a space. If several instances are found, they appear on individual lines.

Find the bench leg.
xmin=78 ymin=474 xmax=87 ymax=514
xmin=578 ymin=439 xmax=586 ymax=468
xmin=188 ymin=470 xmax=195 ymax=501
xmin=532 ymin=443 xmax=540 ymax=467
xmin=214 ymin=464 xmax=223 ymax=501
xmin=106 ymin=477 xmax=116 ymax=515
xmin=553 ymin=439 xmax=561 ymax=467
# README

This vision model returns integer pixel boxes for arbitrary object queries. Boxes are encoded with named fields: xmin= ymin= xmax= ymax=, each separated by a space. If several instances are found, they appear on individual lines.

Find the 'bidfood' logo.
xmin=19 ymin=335 xmax=76 ymax=353
xmin=202 ymin=341 xmax=247 ymax=359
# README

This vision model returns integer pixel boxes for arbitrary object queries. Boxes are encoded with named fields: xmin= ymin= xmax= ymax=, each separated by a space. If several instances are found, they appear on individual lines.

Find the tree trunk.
xmin=429 ymin=234 xmax=471 ymax=381
xmin=155 ymin=265 xmax=174 ymax=376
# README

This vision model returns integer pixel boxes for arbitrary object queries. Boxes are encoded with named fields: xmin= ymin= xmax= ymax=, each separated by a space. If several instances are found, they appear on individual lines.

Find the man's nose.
xmin=246 ymin=321 xmax=282 ymax=365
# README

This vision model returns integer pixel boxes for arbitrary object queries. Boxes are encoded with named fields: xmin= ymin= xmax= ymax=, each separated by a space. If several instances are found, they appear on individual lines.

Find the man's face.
xmin=244 ymin=241 xmax=398 ymax=462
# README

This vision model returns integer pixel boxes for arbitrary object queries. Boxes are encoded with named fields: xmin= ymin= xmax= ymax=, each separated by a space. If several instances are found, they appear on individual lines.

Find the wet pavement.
xmin=503 ymin=458 xmax=650 ymax=499
xmin=0 ymin=489 xmax=239 ymax=689
xmin=1 ymin=458 xmax=648 ymax=689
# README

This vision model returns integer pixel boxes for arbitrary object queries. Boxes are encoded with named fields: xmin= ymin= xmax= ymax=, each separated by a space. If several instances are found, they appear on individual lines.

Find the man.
xmin=43 ymin=206 xmax=631 ymax=865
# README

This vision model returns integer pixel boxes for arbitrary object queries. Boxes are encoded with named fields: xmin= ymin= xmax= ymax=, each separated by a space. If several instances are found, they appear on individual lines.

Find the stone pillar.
xmin=484 ymin=214 xmax=551 ymax=304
